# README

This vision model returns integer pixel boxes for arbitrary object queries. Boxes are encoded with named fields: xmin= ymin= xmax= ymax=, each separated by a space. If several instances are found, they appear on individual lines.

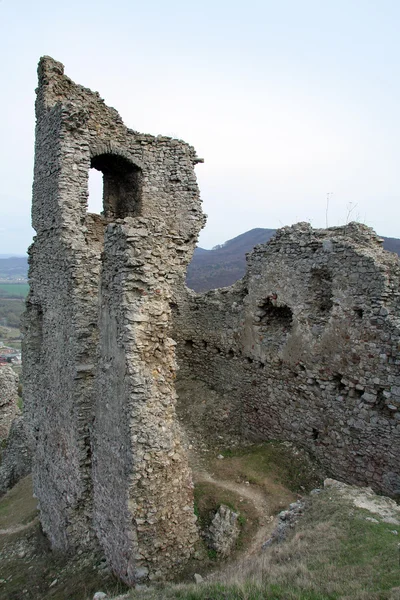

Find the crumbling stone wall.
xmin=0 ymin=366 xmax=19 ymax=442
xmin=175 ymin=223 xmax=400 ymax=497
xmin=23 ymin=56 xmax=204 ymax=584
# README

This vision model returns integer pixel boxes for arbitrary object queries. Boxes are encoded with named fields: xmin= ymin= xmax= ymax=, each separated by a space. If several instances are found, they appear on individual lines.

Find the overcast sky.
xmin=1 ymin=0 xmax=399 ymax=254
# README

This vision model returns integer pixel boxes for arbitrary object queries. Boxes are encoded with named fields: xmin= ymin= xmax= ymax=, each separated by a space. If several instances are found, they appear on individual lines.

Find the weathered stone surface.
xmin=23 ymin=56 xmax=204 ymax=585
xmin=0 ymin=416 xmax=32 ymax=495
xmin=206 ymin=505 xmax=240 ymax=557
xmin=0 ymin=366 xmax=19 ymax=442
xmin=175 ymin=222 xmax=400 ymax=497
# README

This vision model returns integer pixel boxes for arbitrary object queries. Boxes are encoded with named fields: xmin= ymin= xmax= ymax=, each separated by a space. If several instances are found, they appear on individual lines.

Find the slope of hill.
xmin=187 ymin=228 xmax=400 ymax=292
xmin=186 ymin=229 xmax=276 ymax=292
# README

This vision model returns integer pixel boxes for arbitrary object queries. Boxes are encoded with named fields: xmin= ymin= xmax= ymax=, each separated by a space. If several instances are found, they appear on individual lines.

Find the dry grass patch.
xmin=0 ymin=476 xmax=128 ymax=600
xmin=0 ymin=475 xmax=37 ymax=530
xmin=206 ymin=442 xmax=322 ymax=512
xmin=126 ymin=486 xmax=400 ymax=600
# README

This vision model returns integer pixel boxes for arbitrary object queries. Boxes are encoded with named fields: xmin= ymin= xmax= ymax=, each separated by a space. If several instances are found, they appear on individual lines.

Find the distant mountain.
xmin=187 ymin=228 xmax=400 ymax=292
xmin=381 ymin=236 xmax=400 ymax=255
xmin=0 ymin=257 xmax=28 ymax=280
xmin=186 ymin=229 xmax=276 ymax=292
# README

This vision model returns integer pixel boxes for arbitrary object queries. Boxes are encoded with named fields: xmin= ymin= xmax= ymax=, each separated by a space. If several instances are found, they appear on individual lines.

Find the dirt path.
xmin=0 ymin=517 xmax=38 ymax=536
xmin=194 ymin=469 xmax=276 ymax=556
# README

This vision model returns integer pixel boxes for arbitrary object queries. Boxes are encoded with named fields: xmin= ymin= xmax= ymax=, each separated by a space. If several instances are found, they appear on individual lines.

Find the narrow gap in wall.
xmin=354 ymin=307 xmax=364 ymax=319
xmin=87 ymin=168 xmax=104 ymax=215
xmin=312 ymin=428 xmax=319 ymax=440
xmin=169 ymin=301 xmax=179 ymax=315
xmin=310 ymin=268 xmax=333 ymax=313
xmin=184 ymin=340 xmax=194 ymax=350
xmin=332 ymin=373 xmax=345 ymax=391
xmin=375 ymin=388 xmax=394 ymax=417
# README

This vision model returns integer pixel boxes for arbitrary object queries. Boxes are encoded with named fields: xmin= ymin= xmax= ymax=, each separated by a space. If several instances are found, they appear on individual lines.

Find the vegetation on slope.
xmin=127 ymin=486 xmax=400 ymax=600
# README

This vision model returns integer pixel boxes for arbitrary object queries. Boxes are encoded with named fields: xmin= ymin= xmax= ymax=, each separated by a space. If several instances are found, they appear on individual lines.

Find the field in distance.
xmin=0 ymin=283 xmax=29 ymax=298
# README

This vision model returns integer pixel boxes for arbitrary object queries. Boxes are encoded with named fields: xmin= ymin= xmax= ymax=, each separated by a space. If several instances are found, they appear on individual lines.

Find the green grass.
xmin=126 ymin=487 xmax=400 ymax=600
xmin=216 ymin=442 xmax=321 ymax=494
xmin=0 ymin=283 xmax=29 ymax=298
xmin=0 ymin=477 xmax=129 ymax=600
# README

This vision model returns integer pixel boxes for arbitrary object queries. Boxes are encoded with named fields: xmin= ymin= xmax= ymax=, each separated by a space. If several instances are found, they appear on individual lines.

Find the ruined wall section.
xmin=93 ymin=219 xmax=199 ymax=584
xmin=24 ymin=56 xmax=204 ymax=581
xmin=175 ymin=223 xmax=400 ymax=496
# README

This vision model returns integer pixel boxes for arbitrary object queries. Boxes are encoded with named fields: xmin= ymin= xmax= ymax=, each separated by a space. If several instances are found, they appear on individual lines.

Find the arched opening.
xmin=89 ymin=153 xmax=142 ymax=219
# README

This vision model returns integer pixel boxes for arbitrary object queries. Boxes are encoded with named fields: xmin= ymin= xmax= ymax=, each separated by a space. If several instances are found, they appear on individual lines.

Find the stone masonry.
xmin=175 ymin=223 xmax=400 ymax=497
xmin=0 ymin=365 xmax=19 ymax=442
xmin=23 ymin=57 xmax=204 ymax=584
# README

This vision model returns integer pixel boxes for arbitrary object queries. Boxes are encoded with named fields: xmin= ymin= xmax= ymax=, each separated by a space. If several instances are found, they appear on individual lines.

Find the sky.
xmin=0 ymin=0 xmax=400 ymax=254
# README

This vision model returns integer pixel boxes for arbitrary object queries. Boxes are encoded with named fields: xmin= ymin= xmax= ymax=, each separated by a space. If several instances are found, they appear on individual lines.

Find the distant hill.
xmin=0 ymin=257 xmax=28 ymax=281
xmin=187 ymin=229 xmax=400 ymax=292
xmin=186 ymin=229 xmax=276 ymax=292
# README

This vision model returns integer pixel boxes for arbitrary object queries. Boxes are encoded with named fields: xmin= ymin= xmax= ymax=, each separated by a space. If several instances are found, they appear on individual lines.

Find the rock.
xmin=194 ymin=573 xmax=204 ymax=584
xmin=134 ymin=567 xmax=149 ymax=581
xmin=0 ymin=416 xmax=32 ymax=496
xmin=93 ymin=593 xmax=107 ymax=600
xmin=217 ymin=454 xmax=224 ymax=460
xmin=263 ymin=499 xmax=305 ymax=548
xmin=0 ymin=366 xmax=19 ymax=442
xmin=206 ymin=504 xmax=240 ymax=557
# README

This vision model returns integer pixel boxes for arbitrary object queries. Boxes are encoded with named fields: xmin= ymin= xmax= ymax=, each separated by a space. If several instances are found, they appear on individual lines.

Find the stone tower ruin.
xmin=23 ymin=56 xmax=204 ymax=584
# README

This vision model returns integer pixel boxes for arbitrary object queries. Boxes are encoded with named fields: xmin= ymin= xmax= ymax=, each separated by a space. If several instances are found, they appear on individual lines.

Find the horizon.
xmin=3 ymin=223 xmax=400 ymax=257
xmin=1 ymin=1 xmax=400 ymax=253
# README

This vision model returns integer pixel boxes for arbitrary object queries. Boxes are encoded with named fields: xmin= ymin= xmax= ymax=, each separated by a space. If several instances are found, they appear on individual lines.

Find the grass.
xmin=0 ymin=476 xmax=37 ymax=530
xmin=2 ymin=448 xmax=399 ymax=600
xmin=0 ymin=476 xmax=129 ymax=600
xmin=194 ymin=481 xmax=259 ymax=551
xmin=126 ymin=487 xmax=400 ymax=600
xmin=207 ymin=442 xmax=322 ymax=513
xmin=0 ymin=283 xmax=29 ymax=298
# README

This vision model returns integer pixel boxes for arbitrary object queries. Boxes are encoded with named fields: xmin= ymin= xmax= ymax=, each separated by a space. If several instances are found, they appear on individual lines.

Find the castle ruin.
xmin=23 ymin=57 xmax=400 ymax=586
xmin=23 ymin=57 xmax=204 ymax=584
xmin=174 ymin=223 xmax=400 ymax=497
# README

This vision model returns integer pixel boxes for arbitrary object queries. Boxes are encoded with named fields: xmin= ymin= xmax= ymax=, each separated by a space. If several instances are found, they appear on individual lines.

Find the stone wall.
xmin=174 ymin=223 xmax=400 ymax=497
xmin=23 ymin=57 xmax=204 ymax=584
xmin=0 ymin=365 xmax=19 ymax=442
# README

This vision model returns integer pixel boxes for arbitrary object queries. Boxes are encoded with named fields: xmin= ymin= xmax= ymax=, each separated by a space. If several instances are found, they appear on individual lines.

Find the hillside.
xmin=187 ymin=228 xmax=400 ymax=292
xmin=186 ymin=229 xmax=276 ymax=292
xmin=0 ymin=257 xmax=28 ymax=281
